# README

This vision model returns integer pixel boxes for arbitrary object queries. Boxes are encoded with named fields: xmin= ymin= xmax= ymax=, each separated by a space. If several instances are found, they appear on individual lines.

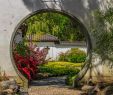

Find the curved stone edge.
xmin=1 ymin=0 xmax=113 ymax=88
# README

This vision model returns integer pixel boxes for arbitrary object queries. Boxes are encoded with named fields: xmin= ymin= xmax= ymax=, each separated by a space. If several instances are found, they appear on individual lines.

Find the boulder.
xmin=0 ymin=78 xmax=20 ymax=94
xmin=0 ymin=81 xmax=10 ymax=90
xmin=81 ymin=85 xmax=95 ymax=93
xmin=9 ymin=78 xmax=16 ymax=85
xmin=3 ymin=88 xmax=14 ymax=94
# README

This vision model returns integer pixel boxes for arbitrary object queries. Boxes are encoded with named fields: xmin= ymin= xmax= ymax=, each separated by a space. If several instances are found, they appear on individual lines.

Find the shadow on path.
xmin=28 ymin=76 xmax=82 ymax=95
xmin=30 ymin=76 xmax=67 ymax=87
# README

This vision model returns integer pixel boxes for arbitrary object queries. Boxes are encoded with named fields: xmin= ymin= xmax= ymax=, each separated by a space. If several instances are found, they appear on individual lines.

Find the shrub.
xmin=14 ymin=42 xmax=30 ymax=57
xmin=58 ymin=52 xmax=67 ymax=61
xmin=68 ymin=55 xmax=86 ymax=63
xmin=65 ymin=75 xmax=77 ymax=86
xmin=39 ymin=62 xmax=80 ymax=76
xmin=13 ymin=43 xmax=49 ymax=80
xmin=58 ymin=48 xmax=86 ymax=63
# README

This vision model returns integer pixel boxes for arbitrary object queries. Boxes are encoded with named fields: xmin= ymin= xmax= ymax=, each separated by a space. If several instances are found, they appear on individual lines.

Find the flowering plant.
xmin=13 ymin=43 xmax=48 ymax=80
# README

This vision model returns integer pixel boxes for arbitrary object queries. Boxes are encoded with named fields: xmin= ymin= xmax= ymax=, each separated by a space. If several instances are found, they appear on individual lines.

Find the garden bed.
xmin=38 ymin=61 xmax=82 ymax=85
xmin=39 ymin=61 xmax=81 ymax=76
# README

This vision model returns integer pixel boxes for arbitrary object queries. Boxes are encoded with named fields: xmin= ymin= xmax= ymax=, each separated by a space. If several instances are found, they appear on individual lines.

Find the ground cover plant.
xmin=39 ymin=61 xmax=81 ymax=76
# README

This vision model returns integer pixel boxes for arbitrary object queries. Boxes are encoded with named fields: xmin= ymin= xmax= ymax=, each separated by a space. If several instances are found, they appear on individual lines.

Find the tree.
xmin=24 ymin=12 xmax=85 ymax=41
xmin=73 ymin=8 xmax=113 ymax=87
xmin=91 ymin=8 xmax=113 ymax=59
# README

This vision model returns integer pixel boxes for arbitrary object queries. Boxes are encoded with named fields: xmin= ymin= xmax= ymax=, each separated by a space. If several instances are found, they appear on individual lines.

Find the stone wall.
xmin=0 ymin=0 xmax=113 ymax=87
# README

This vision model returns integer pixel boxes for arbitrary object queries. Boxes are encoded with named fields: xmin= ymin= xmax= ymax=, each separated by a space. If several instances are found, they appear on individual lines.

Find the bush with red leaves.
xmin=13 ymin=43 xmax=49 ymax=80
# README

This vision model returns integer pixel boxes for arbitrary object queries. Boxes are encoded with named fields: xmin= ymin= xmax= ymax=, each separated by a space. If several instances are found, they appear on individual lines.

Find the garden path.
xmin=28 ymin=76 xmax=82 ymax=95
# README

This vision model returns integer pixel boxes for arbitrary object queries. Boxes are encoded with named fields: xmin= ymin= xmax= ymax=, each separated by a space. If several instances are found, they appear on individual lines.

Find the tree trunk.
xmin=73 ymin=54 xmax=92 ymax=88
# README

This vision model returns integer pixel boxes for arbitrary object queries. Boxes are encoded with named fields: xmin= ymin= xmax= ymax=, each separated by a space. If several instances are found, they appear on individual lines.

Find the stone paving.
xmin=28 ymin=76 xmax=82 ymax=95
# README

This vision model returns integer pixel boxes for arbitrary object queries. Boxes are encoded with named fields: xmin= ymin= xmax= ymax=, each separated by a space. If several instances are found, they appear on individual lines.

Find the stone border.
xmin=10 ymin=9 xmax=92 ymax=88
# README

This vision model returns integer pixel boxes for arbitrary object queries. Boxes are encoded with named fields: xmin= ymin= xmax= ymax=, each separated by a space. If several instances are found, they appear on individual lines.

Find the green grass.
xmin=39 ymin=61 xmax=82 ymax=76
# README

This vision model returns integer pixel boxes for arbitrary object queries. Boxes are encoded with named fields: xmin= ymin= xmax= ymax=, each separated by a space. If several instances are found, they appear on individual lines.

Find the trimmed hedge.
xmin=58 ymin=48 xmax=86 ymax=63
xmin=39 ymin=62 xmax=80 ymax=76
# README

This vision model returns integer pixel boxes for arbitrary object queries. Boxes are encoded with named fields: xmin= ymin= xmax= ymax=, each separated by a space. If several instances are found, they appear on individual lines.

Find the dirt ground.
xmin=28 ymin=85 xmax=82 ymax=95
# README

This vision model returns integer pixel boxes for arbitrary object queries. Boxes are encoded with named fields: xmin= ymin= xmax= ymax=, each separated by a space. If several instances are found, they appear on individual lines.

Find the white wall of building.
xmin=39 ymin=46 xmax=87 ymax=61
xmin=37 ymin=42 xmax=87 ymax=60
xmin=0 ymin=0 xmax=113 ymax=84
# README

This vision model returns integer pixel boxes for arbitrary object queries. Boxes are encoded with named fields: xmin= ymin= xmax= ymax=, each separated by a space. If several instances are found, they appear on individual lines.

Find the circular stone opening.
xmin=10 ymin=9 xmax=92 ymax=88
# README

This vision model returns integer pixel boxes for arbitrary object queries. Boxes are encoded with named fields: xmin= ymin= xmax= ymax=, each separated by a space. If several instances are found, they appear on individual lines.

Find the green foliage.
xmin=14 ymin=42 xmax=30 ymax=56
xmin=39 ymin=62 xmax=80 ymax=76
xmin=58 ymin=48 xmax=86 ymax=63
xmin=58 ymin=52 xmax=68 ymax=61
xmin=25 ymin=12 xmax=85 ymax=41
xmin=65 ymin=75 xmax=77 ymax=86
xmin=91 ymin=8 xmax=113 ymax=58
xmin=68 ymin=55 xmax=86 ymax=63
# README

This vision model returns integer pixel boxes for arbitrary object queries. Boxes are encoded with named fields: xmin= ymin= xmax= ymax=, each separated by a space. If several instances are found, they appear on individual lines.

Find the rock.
xmin=0 ymin=79 xmax=17 ymax=90
xmin=0 ymin=92 xmax=8 ymax=95
xmin=0 ymin=81 xmax=10 ymax=89
xmin=9 ymin=84 xmax=16 ymax=90
xmin=14 ymin=85 xmax=20 ymax=93
xmin=87 ymin=78 xmax=95 ymax=86
xmin=3 ymin=89 xmax=14 ymax=94
xmin=93 ymin=84 xmax=100 ymax=92
xmin=81 ymin=85 xmax=94 ymax=92
xmin=0 ymin=78 xmax=21 ymax=95
xmin=9 ymin=84 xmax=20 ymax=93
xmin=102 ymin=86 xmax=113 ymax=95
xmin=9 ymin=78 xmax=16 ymax=85
xmin=81 ymin=85 xmax=94 ymax=91
xmin=82 ymin=84 xmax=102 ymax=95
xmin=0 ymin=78 xmax=20 ymax=94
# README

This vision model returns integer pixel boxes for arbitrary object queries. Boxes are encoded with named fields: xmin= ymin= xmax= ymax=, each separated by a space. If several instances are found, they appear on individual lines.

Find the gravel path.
xmin=28 ymin=76 xmax=82 ymax=95
xmin=28 ymin=85 xmax=82 ymax=95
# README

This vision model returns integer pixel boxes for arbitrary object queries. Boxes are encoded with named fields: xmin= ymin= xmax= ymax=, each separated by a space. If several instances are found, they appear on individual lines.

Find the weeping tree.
xmin=73 ymin=8 xmax=113 ymax=87
xmin=91 ymin=8 xmax=113 ymax=59
xmin=24 ymin=12 xmax=85 ymax=41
